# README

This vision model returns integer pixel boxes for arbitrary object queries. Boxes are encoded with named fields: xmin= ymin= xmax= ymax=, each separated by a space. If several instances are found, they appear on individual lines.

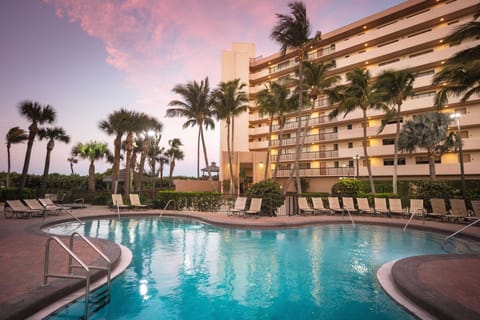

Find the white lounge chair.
xmin=342 ymin=197 xmax=358 ymax=215
xmin=298 ymin=197 xmax=314 ymax=215
xmin=357 ymin=198 xmax=374 ymax=215
xmin=39 ymin=198 xmax=72 ymax=214
xmin=389 ymin=198 xmax=405 ymax=217
xmin=23 ymin=199 xmax=59 ymax=217
xmin=230 ymin=196 xmax=247 ymax=216
xmin=5 ymin=200 xmax=40 ymax=218
xmin=112 ymin=194 xmax=130 ymax=210
xmin=129 ymin=194 xmax=149 ymax=210
xmin=448 ymin=199 xmax=471 ymax=223
xmin=312 ymin=197 xmax=329 ymax=215
xmin=327 ymin=197 xmax=343 ymax=215
xmin=242 ymin=198 xmax=262 ymax=217
xmin=407 ymin=199 xmax=426 ymax=219
xmin=374 ymin=198 xmax=389 ymax=216
xmin=428 ymin=198 xmax=448 ymax=220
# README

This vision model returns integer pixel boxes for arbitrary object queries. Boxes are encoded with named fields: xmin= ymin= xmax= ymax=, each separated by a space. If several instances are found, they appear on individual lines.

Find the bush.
xmin=331 ymin=178 xmax=366 ymax=196
xmin=410 ymin=180 xmax=454 ymax=200
xmin=245 ymin=180 xmax=284 ymax=216
xmin=154 ymin=191 xmax=222 ymax=211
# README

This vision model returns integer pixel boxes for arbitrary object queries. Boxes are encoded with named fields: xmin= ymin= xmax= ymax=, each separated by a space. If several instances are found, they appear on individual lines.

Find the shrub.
xmin=245 ymin=179 xmax=284 ymax=216
xmin=154 ymin=191 xmax=222 ymax=211
xmin=410 ymin=180 xmax=453 ymax=199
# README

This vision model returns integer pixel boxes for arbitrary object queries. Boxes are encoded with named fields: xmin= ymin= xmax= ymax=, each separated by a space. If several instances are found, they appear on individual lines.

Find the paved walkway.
xmin=0 ymin=205 xmax=479 ymax=319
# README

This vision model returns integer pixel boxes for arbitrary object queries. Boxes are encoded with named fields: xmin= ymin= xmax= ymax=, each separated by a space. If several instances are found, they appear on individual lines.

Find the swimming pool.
xmin=46 ymin=218 xmax=479 ymax=319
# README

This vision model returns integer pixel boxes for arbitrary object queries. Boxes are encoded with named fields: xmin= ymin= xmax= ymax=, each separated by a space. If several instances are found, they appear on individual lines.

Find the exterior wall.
xmin=221 ymin=0 xmax=480 ymax=193
xmin=174 ymin=179 xmax=221 ymax=192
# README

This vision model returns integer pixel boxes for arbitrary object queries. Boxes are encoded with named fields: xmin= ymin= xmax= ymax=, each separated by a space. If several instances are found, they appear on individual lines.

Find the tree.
xmin=165 ymin=138 xmax=184 ymax=188
xmin=329 ymin=67 xmax=385 ymax=194
xmin=136 ymin=117 xmax=163 ymax=192
xmin=270 ymin=1 xmax=321 ymax=193
xmin=211 ymin=78 xmax=248 ymax=194
xmin=71 ymin=141 xmax=110 ymax=192
xmin=17 ymin=100 xmax=56 ymax=194
xmin=38 ymin=127 xmax=70 ymax=195
xmin=166 ymin=77 xmax=215 ymax=181
xmin=398 ymin=112 xmax=455 ymax=180
xmin=375 ymin=69 xmax=415 ymax=194
xmin=67 ymin=156 xmax=78 ymax=175
xmin=433 ymin=9 xmax=480 ymax=107
xmin=147 ymin=132 xmax=165 ymax=196
xmin=5 ymin=126 xmax=28 ymax=188
xmin=99 ymin=109 xmax=131 ymax=193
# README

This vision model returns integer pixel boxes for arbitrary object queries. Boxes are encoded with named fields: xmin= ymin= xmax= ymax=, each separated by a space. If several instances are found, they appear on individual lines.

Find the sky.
xmin=0 ymin=0 xmax=404 ymax=178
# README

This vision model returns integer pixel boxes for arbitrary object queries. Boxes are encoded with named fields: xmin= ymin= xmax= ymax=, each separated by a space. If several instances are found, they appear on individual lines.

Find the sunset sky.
xmin=0 ymin=0 xmax=404 ymax=177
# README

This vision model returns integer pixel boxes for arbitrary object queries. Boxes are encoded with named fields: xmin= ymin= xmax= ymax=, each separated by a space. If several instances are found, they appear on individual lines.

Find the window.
xmin=378 ymin=39 xmax=398 ymax=47
xmin=379 ymin=58 xmax=400 ymax=67
xmin=332 ymin=126 xmax=338 ymax=133
xmin=384 ymin=158 xmax=406 ymax=166
xmin=407 ymin=28 xmax=432 ymax=38
xmin=334 ymin=161 xmax=339 ymax=168
xmin=412 ymin=91 xmax=435 ymax=100
xmin=382 ymin=117 xmax=403 ymax=125
xmin=415 ymin=157 xmax=441 ymax=164
xmin=382 ymin=139 xmax=395 ymax=145
xmin=347 ymin=124 xmax=353 ymax=130
xmin=409 ymin=49 xmax=433 ymax=58
xmin=333 ymin=144 xmax=338 ymax=151
xmin=415 ymin=70 xmax=435 ymax=78
xmin=348 ymin=142 xmax=353 ymax=149
xmin=278 ymin=61 xmax=290 ymax=70
xmin=348 ymin=160 xmax=354 ymax=167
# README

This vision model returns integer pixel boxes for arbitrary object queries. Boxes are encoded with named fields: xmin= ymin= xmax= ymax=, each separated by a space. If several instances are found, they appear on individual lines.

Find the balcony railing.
xmin=271 ymin=149 xmax=338 ymax=162
xmin=275 ymin=166 xmax=353 ymax=177
xmin=271 ymin=132 xmax=338 ymax=147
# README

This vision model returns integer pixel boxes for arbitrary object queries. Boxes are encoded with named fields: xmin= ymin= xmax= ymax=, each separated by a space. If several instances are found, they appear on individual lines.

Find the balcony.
xmin=275 ymin=166 xmax=353 ymax=178
xmin=271 ymin=149 xmax=339 ymax=162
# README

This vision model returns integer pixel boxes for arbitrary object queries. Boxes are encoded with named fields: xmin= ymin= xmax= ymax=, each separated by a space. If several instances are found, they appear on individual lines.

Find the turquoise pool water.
xmin=46 ymin=218 xmax=479 ymax=319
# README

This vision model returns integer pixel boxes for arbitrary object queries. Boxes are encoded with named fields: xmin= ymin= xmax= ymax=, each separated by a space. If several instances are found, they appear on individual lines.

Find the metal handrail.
xmin=343 ymin=207 xmax=356 ymax=227
xmin=403 ymin=208 xmax=425 ymax=232
xmin=445 ymin=218 xmax=480 ymax=240
xmin=69 ymin=232 xmax=112 ymax=294
xmin=160 ymin=199 xmax=176 ymax=217
xmin=44 ymin=236 xmax=91 ymax=319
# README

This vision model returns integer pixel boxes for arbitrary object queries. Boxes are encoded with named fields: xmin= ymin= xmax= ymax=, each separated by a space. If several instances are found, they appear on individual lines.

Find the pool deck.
xmin=0 ymin=205 xmax=479 ymax=319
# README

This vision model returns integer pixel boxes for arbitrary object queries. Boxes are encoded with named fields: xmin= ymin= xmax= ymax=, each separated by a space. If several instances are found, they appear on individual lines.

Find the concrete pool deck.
xmin=0 ymin=205 xmax=479 ymax=319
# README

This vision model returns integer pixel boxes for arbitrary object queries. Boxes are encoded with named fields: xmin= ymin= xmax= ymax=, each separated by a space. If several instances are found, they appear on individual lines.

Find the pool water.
xmin=46 ymin=218 xmax=479 ymax=319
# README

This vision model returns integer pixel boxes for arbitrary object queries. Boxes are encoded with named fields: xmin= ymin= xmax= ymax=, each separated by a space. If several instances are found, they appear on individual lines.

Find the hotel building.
xmin=220 ymin=0 xmax=480 ymax=193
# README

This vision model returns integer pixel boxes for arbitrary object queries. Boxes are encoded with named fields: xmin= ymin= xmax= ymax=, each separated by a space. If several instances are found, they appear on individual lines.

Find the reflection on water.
xmin=46 ymin=218 xmax=480 ymax=320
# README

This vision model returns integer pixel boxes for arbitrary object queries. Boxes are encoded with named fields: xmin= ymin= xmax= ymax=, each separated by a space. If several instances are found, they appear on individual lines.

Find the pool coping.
xmin=1 ymin=207 xmax=480 ymax=319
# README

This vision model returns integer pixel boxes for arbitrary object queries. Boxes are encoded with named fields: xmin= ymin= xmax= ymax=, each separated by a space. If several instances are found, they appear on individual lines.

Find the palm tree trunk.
xmin=199 ymin=125 xmax=215 ymax=191
xmin=19 ymin=129 xmax=36 ymax=194
xmin=272 ymin=123 xmax=285 ymax=180
xmin=197 ymin=133 xmax=200 ymax=178
xmin=393 ymin=104 xmax=402 ymax=194
xmin=40 ymin=140 xmax=54 ymax=195
xmin=112 ymin=135 xmax=122 ymax=193
xmin=168 ymin=160 xmax=175 ymax=188
xmin=227 ymin=120 xmax=235 ymax=194
xmin=124 ymin=133 xmax=133 ymax=198
xmin=362 ymin=109 xmax=376 ymax=194
xmin=137 ymin=140 xmax=149 ymax=192
xmin=88 ymin=160 xmax=95 ymax=192
xmin=428 ymin=152 xmax=436 ymax=180
xmin=6 ymin=146 xmax=11 ymax=188
xmin=265 ymin=115 xmax=274 ymax=180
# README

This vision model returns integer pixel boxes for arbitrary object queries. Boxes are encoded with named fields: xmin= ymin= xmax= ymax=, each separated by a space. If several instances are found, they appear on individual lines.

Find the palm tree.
xmin=5 ymin=126 xmax=28 ymax=188
xmin=38 ymin=127 xmax=70 ymax=195
xmin=99 ymin=109 xmax=131 ymax=193
xmin=135 ymin=117 xmax=163 ymax=192
xmin=433 ymin=9 xmax=480 ymax=107
xmin=122 ymin=111 xmax=150 ymax=198
xmin=72 ymin=141 xmax=111 ymax=192
xmin=147 ymin=133 xmax=165 ymax=196
xmin=375 ymin=69 xmax=415 ymax=194
xmin=329 ymin=68 xmax=385 ymax=194
xmin=17 ymin=100 xmax=56 ymax=194
xmin=166 ymin=77 xmax=215 ymax=181
xmin=398 ymin=112 xmax=455 ymax=180
xmin=270 ymin=1 xmax=321 ymax=193
xmin=67 ymin=156 xmax=78 ymax=175
xmin=165 ymin=138 xmax=184 ymax=188
xmin=211 ymin=78 xmax=248 ymax=194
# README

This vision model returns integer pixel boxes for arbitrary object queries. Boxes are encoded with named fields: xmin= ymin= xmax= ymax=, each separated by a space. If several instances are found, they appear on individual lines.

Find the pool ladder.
xmin=44 ymin=232 xmax=112 ymax=319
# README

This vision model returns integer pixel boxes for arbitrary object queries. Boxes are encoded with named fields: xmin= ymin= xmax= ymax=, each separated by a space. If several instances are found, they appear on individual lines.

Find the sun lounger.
xmin=312 ymin=197 xmax=330 ymax=215
xmin=357 ymin=198 xmax=374 ymax=215
xmin=230 ymin=197 xmax=247 ymax=216
xmin=112 ymin=194 xmax=130 ymax=210
xmin=328 ymin=197 xmax=343 ymax=215
xmin=407 ymin=199 xmax=426 ymax=219
xmin=448 ymin=199 xmax=471 ymax=223
xmin=23 ymin=199 xmax=59 ymax=217
xmin=342 ymin=197 xmax=358 ymax=215
xmin=129 ymin=194 xmax=149 ymax=210
xmin=374 ymin=198 xmax=389 ymax=216
xmin=39 ymin=198 xmax=72 ymax=214
xmin=428 ymin=198 xmax=449 ymax=220
xmin=389 ymin=198 xmax=405 ymax=217
xmin=298 ymin=197 xmax=314 ymax=215
xmin=242 ymin=198 xmax=262 ymax=217
xmin=5 ymin=200 xmax=41 ymax=218
xmin=469 ymin=200 xmax=480 ymax=221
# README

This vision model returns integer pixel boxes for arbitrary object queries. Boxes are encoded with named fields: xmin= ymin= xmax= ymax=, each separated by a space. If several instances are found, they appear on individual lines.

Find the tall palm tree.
xmin=99 ymin=109 xmax=131 ymax=193
xmin=166 ymin=77 xmax=215 ymax=180
xmin=433 ymin=9 xmax=480 ymax=107
xmin=135 ymin=117 xmax=163 ymax=192
xmin=17 ymin=100 xmax=56 ymax=194
xmin=122 ymin=111 xmax=150 ymax=198
xmin=5 ymin=126 xmax=28 ymax=188
xmin=147 ymin=133 xmax=165 ymax=196
xmin=375 ymin=69 xmax=415 ymax=194
xmin=165 ymin=138 xmax=184 ymax=188
xmin=67 ymin=156 xmax=78 ymax=175
xmin=398 ymin=112 xmax=455 ymax=180
xmin=271 ymin=1 xmax=321 ymax=193
xmin=38 ymin=127 xmax=70 ymax=195
xmin=72 ymin=141 xmax=111 ymax=192
xmin=329 ymin=68 xmax=385 ymax=194
xmin=211 ymin=78 xmax=248 ymax=194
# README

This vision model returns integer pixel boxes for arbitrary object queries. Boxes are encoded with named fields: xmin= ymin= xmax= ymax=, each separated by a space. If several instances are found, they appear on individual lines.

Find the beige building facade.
xmin=220 ymin=0 xmax=480 ymax=193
